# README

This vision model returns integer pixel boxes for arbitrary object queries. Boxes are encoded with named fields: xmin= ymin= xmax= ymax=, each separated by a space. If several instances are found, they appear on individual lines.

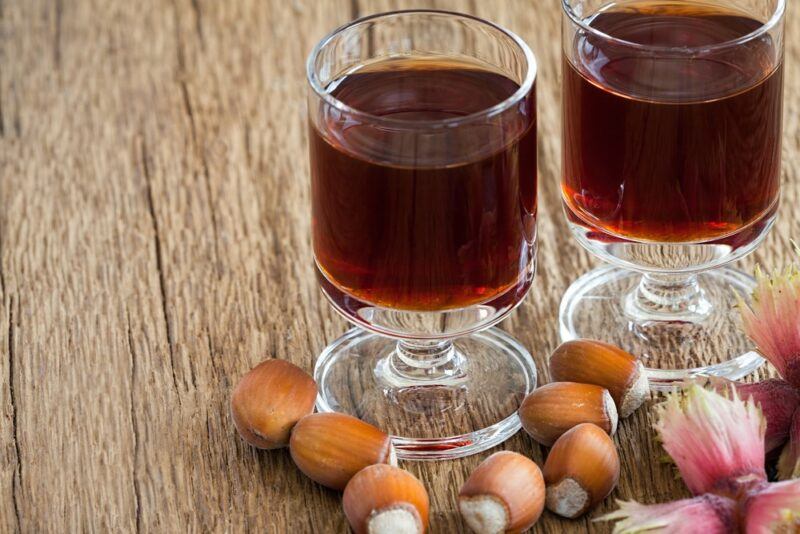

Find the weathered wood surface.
xmin=0 ymin=0 xmax=797 ymax=532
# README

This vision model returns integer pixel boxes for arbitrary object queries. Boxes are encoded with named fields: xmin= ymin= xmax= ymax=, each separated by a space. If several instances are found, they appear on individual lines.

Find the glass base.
xmin=314 ymin=327 xmax=537 ymax=460
xmin=559 ymin=265 xmax=764 ymax=390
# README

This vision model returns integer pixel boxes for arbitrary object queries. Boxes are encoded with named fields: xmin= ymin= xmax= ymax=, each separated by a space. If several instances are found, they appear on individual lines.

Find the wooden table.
xmin=1 ymin=0 xmax=797 ymax=532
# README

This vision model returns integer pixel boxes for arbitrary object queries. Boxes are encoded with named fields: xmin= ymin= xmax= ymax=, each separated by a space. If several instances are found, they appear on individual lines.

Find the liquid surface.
xmin=310 ymin=58 xmax=537 ymax=311
xmin=563 ymin=0 xmax=783 ymax=243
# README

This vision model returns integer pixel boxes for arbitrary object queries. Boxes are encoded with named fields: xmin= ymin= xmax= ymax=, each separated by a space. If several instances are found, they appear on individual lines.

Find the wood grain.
xmin=0 ymin=0 xmax=796 ymax=532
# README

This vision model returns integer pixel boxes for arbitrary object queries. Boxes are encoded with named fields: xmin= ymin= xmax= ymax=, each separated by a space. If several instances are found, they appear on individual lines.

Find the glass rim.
xmin=305 ymin=9 xmax=537 ymax=131
xmin=561 ymin=0 xmax=786 ymax=54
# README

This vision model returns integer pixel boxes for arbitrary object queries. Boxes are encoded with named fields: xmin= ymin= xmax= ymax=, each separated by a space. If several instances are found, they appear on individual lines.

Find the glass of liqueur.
xmin=307 ymin=11 xmax=538 ymax=459
xmin=560 ymin=0 xmax=785 ymax=388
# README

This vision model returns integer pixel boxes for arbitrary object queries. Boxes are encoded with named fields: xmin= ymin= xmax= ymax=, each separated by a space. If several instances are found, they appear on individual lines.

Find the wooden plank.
xmin=0 ymin=0 xmax=152 ymax=530
xmin=0 ymin=0 xmax=797 ymax=532
xmin=136 ymin=0 xmax=354 ymax=531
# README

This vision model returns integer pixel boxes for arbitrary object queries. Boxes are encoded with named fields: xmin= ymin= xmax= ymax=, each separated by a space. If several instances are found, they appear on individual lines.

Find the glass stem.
xmin=624 ymin=272 xmax=713 ymax=324
xmin=388 ymin=339 xmax=467 ymax=383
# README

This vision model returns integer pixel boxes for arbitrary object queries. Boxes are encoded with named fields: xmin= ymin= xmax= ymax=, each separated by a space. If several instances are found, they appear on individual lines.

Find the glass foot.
xmin=314 ymin=327 xmax=537 ymax=460
xmin=559 ymin=265 xmax=764 ymax=390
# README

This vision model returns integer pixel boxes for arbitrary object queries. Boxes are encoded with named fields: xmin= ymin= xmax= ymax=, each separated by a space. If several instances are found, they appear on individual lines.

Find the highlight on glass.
xmin=307 ymin=10 xmax=539 ymax=459
xmin=559 ymin=0 xmax=786 ymax=387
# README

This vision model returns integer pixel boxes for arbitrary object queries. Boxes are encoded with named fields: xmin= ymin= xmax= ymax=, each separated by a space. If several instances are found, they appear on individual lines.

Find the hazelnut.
xmin=230 ymin=359 xmax=317 ymax=449
xmin=343 ymin=464 xmax=429 ymax=534
xmin=549 ymin=339 xmax=648 ymax=417
xmin=289 ymin=412 xmax=396 ymax=490
xmin=459 ymin=451 xmax=545 ymax=533
xmin=519 ymin=382 xmax=618 ymax=446
xmin=543 ymin=423 xmax=620 ymax=518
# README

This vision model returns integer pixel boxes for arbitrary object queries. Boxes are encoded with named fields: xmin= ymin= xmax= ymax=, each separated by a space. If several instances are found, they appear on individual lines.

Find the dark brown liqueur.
xmin=563 ymin=1 xmax=783 ymax=243
xmin=310 ymin=58 xmax=537 ymax=311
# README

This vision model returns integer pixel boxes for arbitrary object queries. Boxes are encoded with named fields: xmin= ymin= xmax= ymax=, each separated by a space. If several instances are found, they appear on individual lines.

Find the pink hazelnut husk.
xmin=778 ymin=407 xmax=800 ymax=480
xmin=742 ymin=479 xmax=800 ymax=533
xmin=601 ymin=494 xmax=738 ymax=533
xmin=739 ymin=262 xmax=800 ymax=388
xmin=712 ymin=377 xmax=800 ymax=453
xmin=655 ymin=384 xmax=766 ymax=497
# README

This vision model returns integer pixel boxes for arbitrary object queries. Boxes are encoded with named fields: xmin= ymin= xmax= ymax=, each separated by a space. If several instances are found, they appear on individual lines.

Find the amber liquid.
xmin=563 ymin=1 xmax=783 ymax=243
xmin=310 ymin=58 xmax=537 ymax=311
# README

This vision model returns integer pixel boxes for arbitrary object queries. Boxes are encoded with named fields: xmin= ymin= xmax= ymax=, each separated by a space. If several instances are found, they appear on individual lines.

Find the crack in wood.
xmin=125 ymin=308 xmax=142 ymax=534
xmin=175 ymin=48 xmax=222 ymax=276
xmin=243 ymin=122 xmax=252 ymax=168
xmin=11 ymin=83 xmax=19 ymax=137
xmin=178 ymin=81 xmax=196 ymax=145
xmin=139 ymin=139 xmax=180 ymax=395
xmin=12 ymin=112 xmax=19 ymax=137
xmin=0 ymin=80 xmax=5 ymax=137
xmin=205 ymin=329 xmax=220 ymax=379
xmin=0 ymin=209 xmax=5 ymax=296
xmin=190 ymin=0 xmax=204 ymax=47
xmin=350 ymin=0 xmax=359 ymax=19
xmin=171 ymin=0 xmax=186 ymax=72
xmin=199 ymin=154 xmax=222 ymax=277
xmin=187 ymin=351 xmax=198 ymax=389
xmin=54 ymin=0 xmax=63 ymax=67
xmin=171 ymin=4 xmax=224 ymax=398
xmin=8 ymin=296 xmax=21 ymax=532
xmin=0 ymin=155 xmax=13 ymax=529
xmin=178 ymin=80 xmax=223 ymax=276
xmin=205 ymin=417 xmax=213 ymax=449
xmin=172 ymin=0 xmax=223 ymax=278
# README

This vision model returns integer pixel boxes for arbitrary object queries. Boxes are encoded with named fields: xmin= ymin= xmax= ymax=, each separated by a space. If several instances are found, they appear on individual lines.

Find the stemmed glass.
xmin=559 ymin=0 xmax=786 ymax=387
xmin=306 ymin=11 xmax=539 ymax=459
